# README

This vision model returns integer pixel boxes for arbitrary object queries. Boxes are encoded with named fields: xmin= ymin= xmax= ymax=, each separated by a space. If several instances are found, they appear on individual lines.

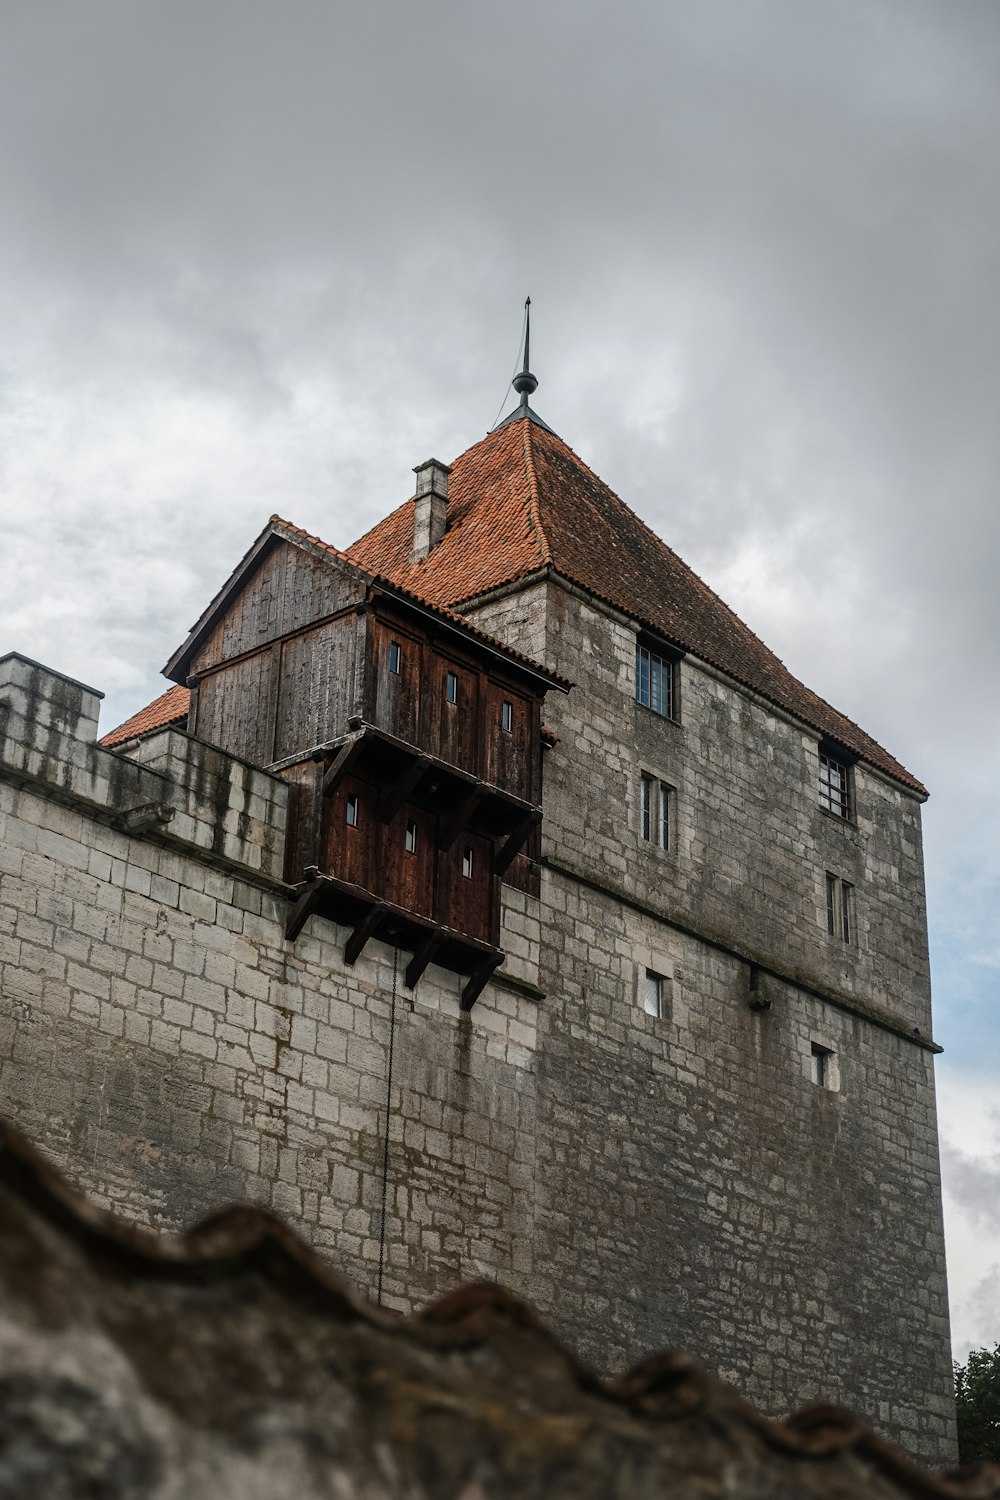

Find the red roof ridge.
xmin=521 ymin=417 xmax=553 ymax=566
xmin=100 ymin=683 xmax=190 ymax=748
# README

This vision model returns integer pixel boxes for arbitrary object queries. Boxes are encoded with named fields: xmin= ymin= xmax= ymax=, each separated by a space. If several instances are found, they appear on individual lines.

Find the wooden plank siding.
xmin=274 ymin=618 xmax=358 ymax=762
xmin=192 ymin=539 xmax=365 ymax=674
xmin=195 ymin=650 xmax=277 ymax=766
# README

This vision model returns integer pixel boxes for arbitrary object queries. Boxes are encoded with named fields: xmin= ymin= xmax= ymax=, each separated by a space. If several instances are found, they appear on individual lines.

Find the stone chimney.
xmin=410 ymin=459 xmax=451 ymax=560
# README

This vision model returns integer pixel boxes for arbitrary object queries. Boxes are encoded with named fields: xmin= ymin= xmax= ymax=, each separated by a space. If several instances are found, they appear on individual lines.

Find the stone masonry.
xmin=0 ymin=559 xmax=957 ymax=1470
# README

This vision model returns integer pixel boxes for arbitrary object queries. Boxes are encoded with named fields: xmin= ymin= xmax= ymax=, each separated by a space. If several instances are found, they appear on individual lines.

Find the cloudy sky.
xmin=1 ymin=0 xmax=998 ymax=1358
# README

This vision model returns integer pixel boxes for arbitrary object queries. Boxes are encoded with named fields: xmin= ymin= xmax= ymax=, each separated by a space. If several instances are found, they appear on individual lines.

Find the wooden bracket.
xmin=322 ymin=734 xmax=366 ymax=797
xmin=460 ymin=954 xmax=503 ymax=1011
xmin=285 ymin=881 xmax=323 ymax=943
xmin=438 ymin=791 xmax=484 ymax=852
xmin=405 ymin=927 xmax=447 ymax=990
xmin=494 ymin=810 xmax=542 ymax=877
xmin=344 ymin=902 xmax=387 ymax=966
xmin=378 ymin=754 xmax=430 ymax=823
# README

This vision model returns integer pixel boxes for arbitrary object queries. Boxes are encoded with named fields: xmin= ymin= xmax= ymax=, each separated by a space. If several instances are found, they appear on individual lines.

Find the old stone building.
xmin=0 ymin=369 xmax=955 ymax=1461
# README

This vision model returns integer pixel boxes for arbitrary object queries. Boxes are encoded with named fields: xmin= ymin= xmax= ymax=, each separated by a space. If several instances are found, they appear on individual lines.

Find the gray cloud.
xmin=0 ymin=0 xmax=998 ymax=1337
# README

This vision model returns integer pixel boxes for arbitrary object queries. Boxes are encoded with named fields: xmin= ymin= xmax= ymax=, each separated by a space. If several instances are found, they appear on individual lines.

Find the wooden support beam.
xmin=438 ymin=791 xmax=484 ymax=852
xmin=405 ymin=927 xmax=447 ymax=990
xmin=461 ymin=954 xmax=503 ymax=1012
xmin=322 ymin=734 xmax=366 ymax=797
xmin=285 ymin=882 xmax=323 ymax=943
xmin=493 ymin=810 xmax=542 ymax=877
xmin=344 ymin=902 xmax=387 ymax=966
xmin=377 ymin=754 xmax=430 ymax=824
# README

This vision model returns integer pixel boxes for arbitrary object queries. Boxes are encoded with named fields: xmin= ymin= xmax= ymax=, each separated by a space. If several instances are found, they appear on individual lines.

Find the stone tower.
xmin=0 ymin=388 xmax=955 ymax=1461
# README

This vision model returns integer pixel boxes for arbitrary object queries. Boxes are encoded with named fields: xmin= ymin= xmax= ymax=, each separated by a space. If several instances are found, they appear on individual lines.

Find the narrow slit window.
xmin=446 ymin=671 xmax=458 ymax=704
xmin=644 ymin=969 xmax=663 ymax=1018
xmin=639 ymin=773 xmax=670 ymax=850
xmin=825 ymin=874 xmax=853 ymax=945
xmin=346 ymin=794 xmax=359 ymax=828
xmin=462 ymin=846 xmax=474 ymax=878
xmin=405 ymin=819 xmax=417 ymax=854
xmin=389 ymin=641 xmax=402 ymax=674
xmin=501 ymin=700 xmax=513 ymax=732
xmin=811 ymin=1042 xmax=831 ymax=1087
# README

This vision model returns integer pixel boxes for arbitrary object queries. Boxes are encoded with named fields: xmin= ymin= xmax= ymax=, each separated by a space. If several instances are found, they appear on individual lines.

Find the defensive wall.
xmin=0 ymin=646 xmax=957 ymax=1463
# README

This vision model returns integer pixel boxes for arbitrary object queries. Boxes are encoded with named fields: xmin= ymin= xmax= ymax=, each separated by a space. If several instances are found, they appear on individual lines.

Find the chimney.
xmin=411 ymin=459 xmax=451 ymax=560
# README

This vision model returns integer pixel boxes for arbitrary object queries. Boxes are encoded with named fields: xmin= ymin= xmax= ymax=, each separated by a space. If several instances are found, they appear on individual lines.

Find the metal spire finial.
xmin=511 ymin=297 xmax=538 ymax=405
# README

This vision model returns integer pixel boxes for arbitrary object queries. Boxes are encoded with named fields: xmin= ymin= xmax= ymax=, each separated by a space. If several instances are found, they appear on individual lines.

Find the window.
xmin=501 ymin=700 xmax=513 ymax=732
xmin=643 ymin=969 xmax=664 ymax=1018
xmin=636 ymin=642 xmax=674 ymax=719
xmin=811 ymin=1041 xmax=834 ymax=1088
xmin=405 ymin=819 xmax=417 ymax=854
xmin=446 ymin=671 xmax=458 ymax=704
xmin=389 ymin=641 xmax=402 ymax=674
xmin=346 ymin=794 xmax=358 ymax=828
xmin=462 ymin=846 xmax=474 ymax=878
xmin=818 ymin=752 xmax=850 ymax=819
xmin=639 ymin=773 xmax=671 ymax=850
xmin=825 ymin=874 xmax=853 ymax=943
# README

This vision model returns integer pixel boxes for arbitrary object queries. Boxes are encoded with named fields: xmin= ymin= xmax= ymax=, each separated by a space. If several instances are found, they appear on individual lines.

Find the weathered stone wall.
xmin=0 ymin=634 xmax=956 ymax=1465
xmin=465 ymin=579 xmax=954 ymax=1462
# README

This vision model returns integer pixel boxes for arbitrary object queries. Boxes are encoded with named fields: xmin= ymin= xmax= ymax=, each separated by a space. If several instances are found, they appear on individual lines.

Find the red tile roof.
xmin=347 ymin=411 xmax=926 ymax=796
xmin=100 ymin=683 xmax=190 ymax=748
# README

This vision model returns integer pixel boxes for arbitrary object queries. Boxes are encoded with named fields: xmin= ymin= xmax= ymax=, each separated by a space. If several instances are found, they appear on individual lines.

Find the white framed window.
xmin=825 ymin=874 xmax=853 ymax=943
xmin=346 ymin=794 xmax=359 ymax=828
xmin=636 ymin=642 xmax=675 ymax=720
xmin=405 ymin=819 xmax=417 ymax=854
xmin=643 ymin=968 xmax=664 ymax=1018
xmin=462 ymin=846 xmax=474 ymax=878
xmin=639 ymin=773 xmax=671 ymax=850
xmin=389 ymin=641 xmax=402 ymax=674
xmin=819 ymin=751 xmax=851 ymax=819
xmin=501 ymin=700 xmax=513 ymax=732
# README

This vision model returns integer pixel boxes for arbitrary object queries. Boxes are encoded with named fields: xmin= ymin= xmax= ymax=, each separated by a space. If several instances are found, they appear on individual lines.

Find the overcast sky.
xmin=1 ymin=0 xmax=998 ymax=1360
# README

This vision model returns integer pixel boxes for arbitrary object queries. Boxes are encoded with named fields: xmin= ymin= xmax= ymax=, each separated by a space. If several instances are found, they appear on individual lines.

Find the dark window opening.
xmin=346 ymin=794 xmax=358 ymax=828
xmin=462 ymin=846 xmax=473 ymax=878
xmin=640 ymin=773 xmax=670 ymax=850
xmin=819 ymin=752 xmax=850 ymax=819
xmin=644 ymin=969 xmax=664 ymax=1018
xmin=389 ymin=641 xmax=402 ymax=674
xmin=501 ymin=700 xmax=513 ymax=732
xmin=636 ymin=642 xmax=674 ymax=719
xmin=826 ymin=873 xmax=853 ymax=944
xmin=405 ymin=820 xmax=417 ymax=854
xmin=446 ymin=671 xmax=458 ymax=704
xmin=811 ymin=1041 xmax=832 ymax=1088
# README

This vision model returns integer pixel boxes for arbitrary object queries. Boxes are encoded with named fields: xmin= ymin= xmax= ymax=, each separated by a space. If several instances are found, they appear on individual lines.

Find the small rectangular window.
xmin=446 ymin=671 xmax=458 ymax=704
xmin=389 ymin=641 xmax=401 ymax=674
xmin=819 ymin=752 xmax=850 ymax=819
xmin=811 ymin=1041 xmax=831 ymax=1087
xmin=636 ymin=643 xmax=674 ymax=719
xmin=346 ymin=794 xmax=358 ymax=828
xmin=825 ymin=874 xmax=853 ymax=945
xmin=405 ymin=819 xmax=417 ymax=854
xmin=643 ymin=969 xmax=663 ymax=1018
xmin=462 ymin=846 xmax=473 ymax=878
xmin=639 ymin=773 xmax=670 ymax=850
xmin=501 ymin=700 xmax=513 ymax=732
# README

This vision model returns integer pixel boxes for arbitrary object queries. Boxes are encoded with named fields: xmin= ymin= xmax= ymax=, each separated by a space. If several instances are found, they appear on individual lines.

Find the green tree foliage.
xmin=954 ymin=1345 xmax=1000 ymax=1463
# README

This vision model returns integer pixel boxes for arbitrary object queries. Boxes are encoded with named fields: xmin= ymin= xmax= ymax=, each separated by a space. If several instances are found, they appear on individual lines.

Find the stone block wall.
xmin=0 ymin=641 xmax=957 ymax=1465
